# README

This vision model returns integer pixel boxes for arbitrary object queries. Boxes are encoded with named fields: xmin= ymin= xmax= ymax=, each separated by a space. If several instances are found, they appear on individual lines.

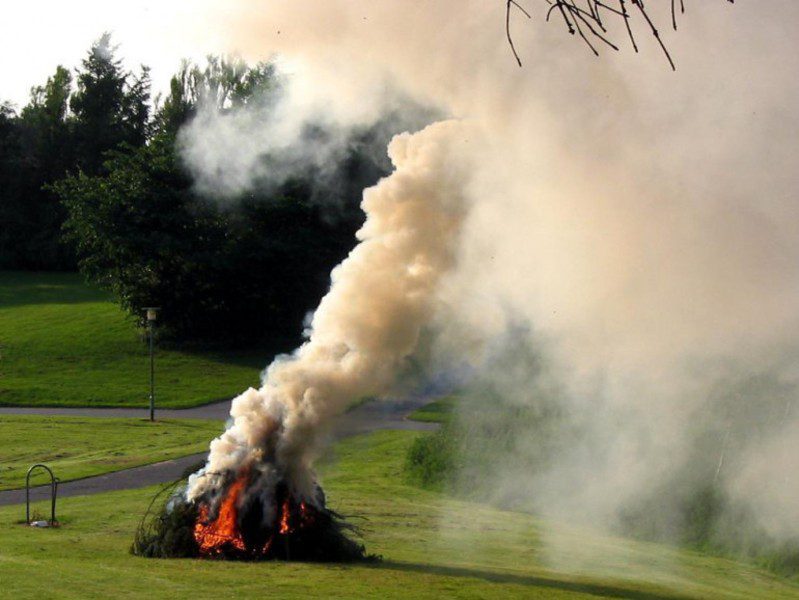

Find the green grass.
xmin=0 ymin=271 xmax=266 ymax=408
xmin=0 ymin=416 xmax=222 ymax=490
xmin=2 ymin=430 xmax=797 ymax=599
xmin=408 ymin=395 xmax=457 ymax=423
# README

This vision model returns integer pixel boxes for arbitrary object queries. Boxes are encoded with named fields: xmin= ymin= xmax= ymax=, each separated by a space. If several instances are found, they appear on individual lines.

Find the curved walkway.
xmin=0 ymin=396 xmax=438 ymax=507
xmin=0 ymin=400 xmax=232 ymax=421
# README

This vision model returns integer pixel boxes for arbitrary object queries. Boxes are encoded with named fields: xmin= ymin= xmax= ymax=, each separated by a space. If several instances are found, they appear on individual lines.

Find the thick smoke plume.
xmin=188 ymin=121 xmax=474 ymax=501
xmin=181 ymin=0 xmax=799 ymax=565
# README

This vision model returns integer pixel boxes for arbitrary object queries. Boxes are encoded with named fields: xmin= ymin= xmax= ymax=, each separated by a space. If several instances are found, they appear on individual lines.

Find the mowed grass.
xmin=0 ymin=416 xmax=222 ymax=490
xmin=2 ymin=431 xmax=798 ymax=599
xmin=0 ymin=271 xmax=266 ymax=408
xmin=408 ymin=395 xmax=457 ymax=423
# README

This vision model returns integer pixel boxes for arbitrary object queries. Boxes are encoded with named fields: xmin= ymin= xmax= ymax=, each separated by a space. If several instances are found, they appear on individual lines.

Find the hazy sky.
xmin=0 ymin=1 xmax=236 ymax=108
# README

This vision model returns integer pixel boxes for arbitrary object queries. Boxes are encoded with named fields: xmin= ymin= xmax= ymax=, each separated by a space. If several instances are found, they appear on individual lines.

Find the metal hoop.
xmin=25 ymin=464 xmax=58 ymax=525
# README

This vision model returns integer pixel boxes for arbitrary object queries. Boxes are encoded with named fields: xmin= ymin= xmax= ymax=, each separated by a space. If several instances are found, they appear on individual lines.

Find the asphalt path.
xmin=0 ymin=396 xmax=438 ymax=507
xmin=0 ymin=400 xmax=232 ymax=420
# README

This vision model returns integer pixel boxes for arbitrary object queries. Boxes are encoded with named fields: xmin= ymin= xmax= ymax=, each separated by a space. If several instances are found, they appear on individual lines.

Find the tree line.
xmin=0 ymin=35 xmax=412 ymax=347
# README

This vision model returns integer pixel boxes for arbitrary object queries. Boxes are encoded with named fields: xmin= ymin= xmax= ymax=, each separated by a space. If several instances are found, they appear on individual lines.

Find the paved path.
xmin=0 ymin=400 xmax=232 ymax=421
xmin=0 ymin=396 xmax=438 ymax=507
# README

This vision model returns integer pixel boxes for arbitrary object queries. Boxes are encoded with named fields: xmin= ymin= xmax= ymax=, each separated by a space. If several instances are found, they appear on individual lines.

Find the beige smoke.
xmin=188 ymin=120 xmax=475 ymax=500
xmin=182 ymin=1 xmax=799 ymax=543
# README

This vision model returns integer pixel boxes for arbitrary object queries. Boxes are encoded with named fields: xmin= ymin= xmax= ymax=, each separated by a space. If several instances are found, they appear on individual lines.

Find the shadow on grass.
xmin=0 ymin=271 xmax=109 ymax=308
xmin=0 ymin=271 xmax=296 ymax=371
xmin=376 ymin=560 xmax=688 ymax=600
xmin=175 ymin=333 xmax=301 ymax=370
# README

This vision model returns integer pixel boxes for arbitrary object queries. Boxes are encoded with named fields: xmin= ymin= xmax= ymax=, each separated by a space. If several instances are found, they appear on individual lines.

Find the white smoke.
xmin=180 ymin=0 xmax=799 ymax=551
xmin=177 ymin=58 xmax=434 ymax=200
xmin=178 ymin=71 xmax=354 ymax=199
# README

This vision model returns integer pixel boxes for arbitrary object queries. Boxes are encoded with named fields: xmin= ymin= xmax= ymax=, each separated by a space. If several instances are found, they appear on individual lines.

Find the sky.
xmin=0 ymin=1 xmax=236 ymax=108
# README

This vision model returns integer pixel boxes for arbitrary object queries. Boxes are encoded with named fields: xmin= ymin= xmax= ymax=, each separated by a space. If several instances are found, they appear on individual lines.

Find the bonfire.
xmin=133 ymin=123 xmax=469 ymax=563
xmin=132 ymin=467 xmax=371 ymax=562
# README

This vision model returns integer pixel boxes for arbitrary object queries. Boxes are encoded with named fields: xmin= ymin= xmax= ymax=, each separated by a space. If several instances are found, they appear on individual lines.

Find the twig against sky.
xmin=506 ymin=0 xmax=735 ymax=70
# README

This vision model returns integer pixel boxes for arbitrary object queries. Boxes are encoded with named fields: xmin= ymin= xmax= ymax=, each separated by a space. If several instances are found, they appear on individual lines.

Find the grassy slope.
xmin=407 ymin=395 xmax=457 ymax=423
xmin=0 ymin=416 xmax=221 ymax=490
xmin=0 ymin=271 xmax=265 ymax=408
xmin=2 ymin=431 xmax=797 ymax=599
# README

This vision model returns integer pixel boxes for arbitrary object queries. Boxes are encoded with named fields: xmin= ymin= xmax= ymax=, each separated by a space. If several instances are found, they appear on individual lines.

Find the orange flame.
xmin=193 ymin=472 xmax=320 ymax=557
xmin=194 ymin=471 xmax=249 ymax=555
xmin=278 ymin=498 xmax=292 ymax=535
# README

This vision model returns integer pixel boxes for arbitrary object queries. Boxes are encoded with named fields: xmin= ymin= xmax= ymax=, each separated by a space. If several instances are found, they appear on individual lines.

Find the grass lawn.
xmin=1 ymin=430 xmax=797 ymax=599
xmin=0 ymin=271 xmax=268 ymax=408
xmin=408 ymin=395 xmax=457 ymax=423
xmin=0 ymin=416 xmax=222 ymax=490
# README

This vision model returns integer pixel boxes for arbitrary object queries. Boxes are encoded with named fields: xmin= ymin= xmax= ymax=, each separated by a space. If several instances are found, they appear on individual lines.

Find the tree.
xmin=154 ymin=57 xmax=276 ymax=138
xmin=70 ymin=33 xmax=150 ymax=175
xmin=0 ymin=66 xmax=76 ymax=269
xmin=0 ymin=103 xmax=23 ymax=268
xmin=55 ymin=137 xmax=227 ymax=339
xmin=0 ymin=35 xmax=155 ymax=270
xmin=55 ymin=57 xmax=393 ymax=346
xmin=54 ymin=130 xmax=385 ymax=346
xmin=153 ymin=62 xmax=195 ymax=138
xmin=19 ymin=65 xmax=73 ymax=182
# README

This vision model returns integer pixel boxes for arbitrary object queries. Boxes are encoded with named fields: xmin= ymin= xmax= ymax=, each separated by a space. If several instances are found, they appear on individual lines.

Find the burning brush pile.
xmin=132 ymin=392 xmax=378 ymax=562
xmin=132 ymin=468 xmax=371 ymax=562
xmin=133 ymin=123 xmax=469 ymax=563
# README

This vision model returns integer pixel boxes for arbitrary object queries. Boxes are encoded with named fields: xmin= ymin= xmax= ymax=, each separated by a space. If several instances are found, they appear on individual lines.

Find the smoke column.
xmin=180 ymin=0 xmax=799 ymax=552
xmin=188 ymin=121 xmax=475 ymax=500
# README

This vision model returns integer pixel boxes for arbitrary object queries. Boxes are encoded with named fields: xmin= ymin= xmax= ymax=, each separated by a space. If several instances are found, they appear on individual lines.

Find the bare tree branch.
xmin=506 ymin=0 xmax=533 ymax=67
xmin=506 ymin=0 xmax=735 ymax=70
xmin=631 ymin=0 xmax=675 ymax=70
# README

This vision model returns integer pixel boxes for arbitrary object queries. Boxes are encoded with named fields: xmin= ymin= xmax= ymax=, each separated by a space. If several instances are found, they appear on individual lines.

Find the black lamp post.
xmin=144 ymin=307 xmax=160 ymax=421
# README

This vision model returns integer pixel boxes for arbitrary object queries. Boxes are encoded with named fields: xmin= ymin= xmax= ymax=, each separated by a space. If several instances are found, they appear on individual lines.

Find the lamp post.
xmin=144 ymin=307 xmax=160 ymax=421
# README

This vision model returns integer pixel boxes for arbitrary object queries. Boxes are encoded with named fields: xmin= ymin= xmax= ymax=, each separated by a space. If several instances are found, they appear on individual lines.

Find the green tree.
xmin=0 ymin=35 xmax=155 ymax=270
xmin=0 ymin=66 xmax=76 ymax=269
xmin=55 ymin=137 xmax=227 ymax=338
xmin=154 ymin=62 xmax=195 ymax=138
xmin=154 ymin=57 xmax=276 ymax=138
xmin=70 ymin=33 xmax=150 ymax=175
xmin=0 ymin=102 xmax=23 ymax=267
xmin=19 ymin=65 xmax=74 ymax=181
xmin=55 ymin=56 xmax=417 ymax=346
xmin=54 ymin=134 xmax=371 ymax=345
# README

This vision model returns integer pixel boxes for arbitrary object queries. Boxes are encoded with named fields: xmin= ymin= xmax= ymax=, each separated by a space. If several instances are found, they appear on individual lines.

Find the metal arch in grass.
xmin=26 ymin=464 xmax=59 ymax=526
xmin=505 ymin=0 xmax=736 ymax=70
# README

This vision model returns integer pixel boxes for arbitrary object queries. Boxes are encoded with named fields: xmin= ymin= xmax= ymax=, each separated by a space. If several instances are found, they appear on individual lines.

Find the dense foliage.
xmin=0 ymin=35 xmax=150 ymax=270
xmin=1 ymin=35 xmax=418 ymax=345
xmin=53 ymin=129 xmax=383 ymax=344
